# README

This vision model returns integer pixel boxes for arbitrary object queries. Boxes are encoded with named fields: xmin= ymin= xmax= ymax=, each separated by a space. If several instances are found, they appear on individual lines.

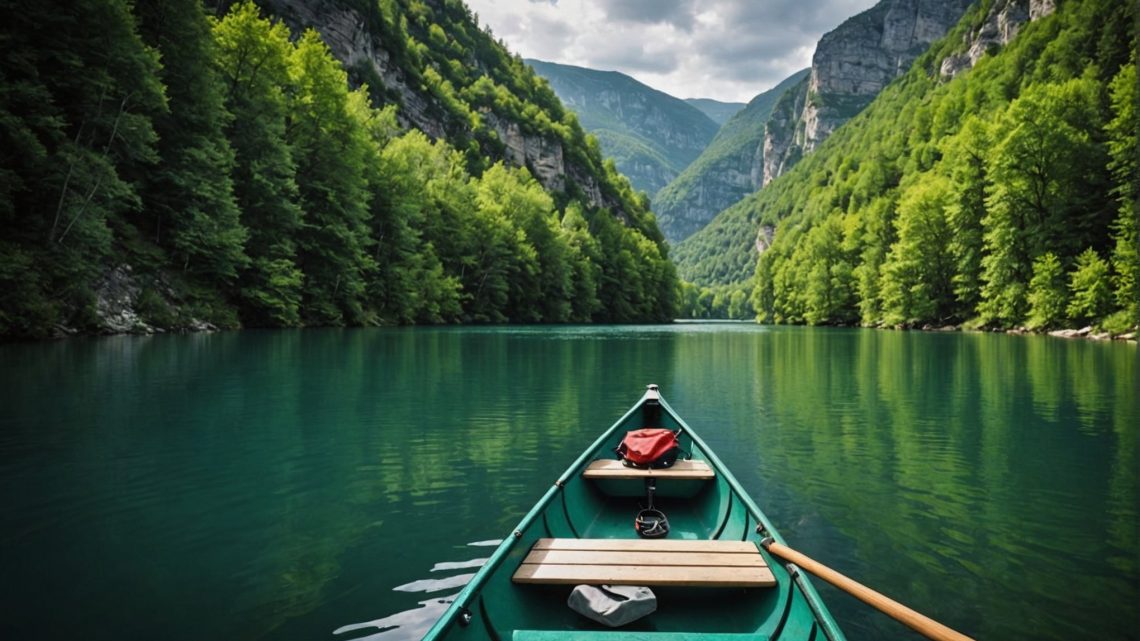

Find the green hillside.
xmin=526 ymin=59 xmax=720 ymax=197
xmin=0 ymin=0 xmax=678 ymax=339
xmin=655 ymin=69 xmax=809 ymax=243
xmin=686 ymin=0 xmax=1136 ymax=331
xmin=684 ymin=98 xmax=745 ymax=125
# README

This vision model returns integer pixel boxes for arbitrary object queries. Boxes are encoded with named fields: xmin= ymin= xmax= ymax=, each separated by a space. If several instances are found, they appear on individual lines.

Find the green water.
xmin=0 ymin=325 xmax=1135 ymax=641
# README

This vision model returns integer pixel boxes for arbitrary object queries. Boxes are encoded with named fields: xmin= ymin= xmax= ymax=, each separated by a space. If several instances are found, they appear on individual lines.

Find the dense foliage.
xmin=0 ymin=0 xmax=676 ymax=338
xmin=682 ymin=0 xmax=1138 ymax=331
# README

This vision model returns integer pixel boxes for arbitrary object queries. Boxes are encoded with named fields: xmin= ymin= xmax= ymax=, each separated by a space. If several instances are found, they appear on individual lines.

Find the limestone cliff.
xmin=762 ymin=0 xmax=972 ymax=186
xmin=653 ymin=69 xmax=808 ymax=243
xmin=939 ymin=0 xmax=1057 ymax=79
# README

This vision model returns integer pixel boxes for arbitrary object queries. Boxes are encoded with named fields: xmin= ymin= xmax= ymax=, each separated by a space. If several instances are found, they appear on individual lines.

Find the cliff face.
xmin=940 ymin=0 xmax=1057 ymax=79
xmin=762 ymin=0 xmax=972 ymax=186
xmin=653 ymin=69 xmax=808 ymax=243
xmin=527 ymin=59 xmax=720 ymax=197
xmin=261 ymin=0 xmax=617 ymax=212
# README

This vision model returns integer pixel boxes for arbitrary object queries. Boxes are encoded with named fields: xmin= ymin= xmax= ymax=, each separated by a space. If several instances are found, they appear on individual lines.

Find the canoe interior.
xmin=425 ymin=390 xmax=844 ymax=641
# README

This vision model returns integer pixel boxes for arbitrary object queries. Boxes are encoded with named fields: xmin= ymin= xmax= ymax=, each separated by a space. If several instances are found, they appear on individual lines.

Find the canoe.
xmin=423 ymin=384 xmax=846 ymax=641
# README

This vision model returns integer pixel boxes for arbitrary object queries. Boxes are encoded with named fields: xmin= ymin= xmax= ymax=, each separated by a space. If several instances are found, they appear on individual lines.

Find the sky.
xmin=462 ymin=0 xmax=881 ymax=103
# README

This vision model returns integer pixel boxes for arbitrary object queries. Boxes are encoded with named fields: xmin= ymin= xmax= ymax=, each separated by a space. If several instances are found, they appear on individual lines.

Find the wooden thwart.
xmin=582 ymin=459 xmax=715 ymax=480
xmin=513 ymin=538 xmax=775 ymax=588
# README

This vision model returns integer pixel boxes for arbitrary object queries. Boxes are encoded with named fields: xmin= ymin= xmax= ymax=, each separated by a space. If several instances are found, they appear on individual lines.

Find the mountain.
xmin=654 ymin=69 xmax=809 ymax=244
xmin=762 ymin=0 xmax=973 ymax=186
xmin=525 ymin=59 xmax=720 ymax=197
xmin=0 ymin=0 xmax=679 ymax=339
xmin=684 ymin=98 xmax=746 ymax=125
xmin=691 ymin=0 xmax=1137 ymax=332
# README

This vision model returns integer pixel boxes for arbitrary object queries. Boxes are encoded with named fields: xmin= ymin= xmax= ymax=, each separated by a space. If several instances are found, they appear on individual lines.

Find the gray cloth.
xmin=567 ymin=584 xmax=657 ymax=627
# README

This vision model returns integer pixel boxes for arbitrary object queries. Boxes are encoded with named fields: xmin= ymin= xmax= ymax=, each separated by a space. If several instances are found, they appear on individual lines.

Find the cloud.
xmin=464 ymin=0 xmax=880 ymax=102
xmin=593 ymin=0 xmax=698 ymax=31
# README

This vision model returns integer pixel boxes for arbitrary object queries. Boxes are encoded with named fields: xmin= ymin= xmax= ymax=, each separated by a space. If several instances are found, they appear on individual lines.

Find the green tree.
xmin=136 ymin=0 xmax=248 ymax=286
xmin=560 ymin=203 xmax=602 ymax=321
xmin=212 ymin=1 xmax=304 ymax=326
xmin=980 ymin=77 xmax=1112 ymax=326
xmin=376 ymin=131 xmax=467 ymax=322
xmin=474 ymin=163 xmax=571 ymax=322
xmin=288 ymin=32 xmax=375 ymax=324
xmin=802 ymin=216 xmax=855 ymax=325
xmin=1026 ymin=252 xmax=1068 ymax=329
xmin=1067 ymin=248 xmax=1112 ymax=324
xmin=879 ymin=176 xmax=955 ymax=326
xmin=942 ymin=116 xmax=991 ymax=316
xmin=0 ymin=0 xmax=163 ymax=336
xmin=1106 ymin=63 xmax=1139 ymax=327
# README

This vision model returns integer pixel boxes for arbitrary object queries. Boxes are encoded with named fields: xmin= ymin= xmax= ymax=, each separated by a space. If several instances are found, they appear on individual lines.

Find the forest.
xmin=679 ymin=0 xmax=1137 ymax=331
xmin=0 ymin=0 xmax=677 ymax=339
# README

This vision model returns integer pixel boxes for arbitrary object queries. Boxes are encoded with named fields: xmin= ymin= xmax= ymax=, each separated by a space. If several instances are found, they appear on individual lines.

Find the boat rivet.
xmin=459 ymin=610 xmax=473 ymax=626
xmin=513 ymin=530 xmax=522 ymax=538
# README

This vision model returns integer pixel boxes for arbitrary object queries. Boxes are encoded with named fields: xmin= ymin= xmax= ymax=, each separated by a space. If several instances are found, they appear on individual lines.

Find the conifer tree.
xmin=1067 ymin=249 xmax=1113 ymax=324
xmin=288 ymin=31 xmax=375 ymax=324
xmin=1026 ymin=252 xmax=1068 ymax=329
xmin=212 ymin=2 xmax=304 ymax=326
xmin=1106 ymin=63 xmax=1139 ymax=327
xmin=136 ymin=0 xmax=248 ymax=283
xmin=0 ymin=0 xmax=163 ymax=335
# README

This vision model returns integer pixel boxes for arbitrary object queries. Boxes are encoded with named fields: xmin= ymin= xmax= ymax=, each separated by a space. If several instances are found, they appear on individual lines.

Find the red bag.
xmin=616 ymin=429 xmax=681 ymax=468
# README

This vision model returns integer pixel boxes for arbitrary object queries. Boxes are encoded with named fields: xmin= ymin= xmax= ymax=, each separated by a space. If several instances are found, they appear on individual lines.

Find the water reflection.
xmin=335 ymin=543 xmax=490 ymax=641
xmin=0 ymin=326 xmax=1133 ymax=641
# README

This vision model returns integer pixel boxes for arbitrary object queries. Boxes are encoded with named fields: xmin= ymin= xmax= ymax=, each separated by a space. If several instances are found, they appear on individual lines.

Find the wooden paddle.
xmin=760 ymin=538 xmax=975 ymax=641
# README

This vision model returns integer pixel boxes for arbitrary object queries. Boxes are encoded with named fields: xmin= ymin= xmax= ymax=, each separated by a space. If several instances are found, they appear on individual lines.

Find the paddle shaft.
xmin=762 ymin=540 xmax=975 ymax=641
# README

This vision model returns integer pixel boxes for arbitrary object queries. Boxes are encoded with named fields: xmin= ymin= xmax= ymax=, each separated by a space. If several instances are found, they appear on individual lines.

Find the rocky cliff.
xmin=527 ymin=59 xmax=720 ymax=197
xmin=654 ymin=69 xmax=808 ymax=243
xmin=762 ymin=0 xmax=972 ymax=186
xmin=261 ymin=0 xmax=619 ymax=214
xmin=939 ymin=0 xmax=1057 ymax=79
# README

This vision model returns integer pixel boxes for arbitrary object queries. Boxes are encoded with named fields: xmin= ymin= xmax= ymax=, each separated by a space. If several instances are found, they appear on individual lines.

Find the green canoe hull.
xmin=423 ymin=386 xmax=847 ymax=641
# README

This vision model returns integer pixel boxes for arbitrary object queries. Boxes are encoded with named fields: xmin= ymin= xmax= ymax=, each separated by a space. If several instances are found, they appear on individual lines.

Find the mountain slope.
xmin=0 ymin=0 xmax=679 ymax=338
xmin=654 ymin=69 xmax=809 ymax=244
xmin=526 ymin=59 xmax=720 ymax=197
xmin=762 ymin=0 xmax=973 ymax=186
xmin=685 ymin=98 xmax=745 ymax=125
xmin=719 ymin=0 xmax=1136 ymax=332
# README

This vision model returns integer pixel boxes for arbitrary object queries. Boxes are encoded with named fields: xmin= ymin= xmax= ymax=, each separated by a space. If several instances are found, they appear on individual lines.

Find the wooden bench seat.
xmin=581 ymin=459 xmax=715 ymax=480
xmin=511 ymin=538 xmax=775 ymax=588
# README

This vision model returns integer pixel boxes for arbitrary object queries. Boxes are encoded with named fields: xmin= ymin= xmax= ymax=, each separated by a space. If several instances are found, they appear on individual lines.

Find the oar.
xmin=760 ymin=538 xmax=975 ymax=641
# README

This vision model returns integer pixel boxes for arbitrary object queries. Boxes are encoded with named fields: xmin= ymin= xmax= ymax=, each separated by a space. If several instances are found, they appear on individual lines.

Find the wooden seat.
xmin=511 ymin=538 xmax=775 ymax=588
xmin=581 ymin=459 xmax=715 ymax=480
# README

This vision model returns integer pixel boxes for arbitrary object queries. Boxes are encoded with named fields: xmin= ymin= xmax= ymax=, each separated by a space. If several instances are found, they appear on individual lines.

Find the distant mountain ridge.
xmin=654 ymin=69 xmax=809 ymax=244
xmin=526 ymin=59 xmax=720 ymax=197
xmin=684 ymin=98 xmax=745 ymax=125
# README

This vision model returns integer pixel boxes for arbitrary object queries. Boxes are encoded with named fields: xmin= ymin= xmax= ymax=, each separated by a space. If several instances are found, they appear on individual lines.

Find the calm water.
xmin=0 ymin=325 xmax=1135 ymax=641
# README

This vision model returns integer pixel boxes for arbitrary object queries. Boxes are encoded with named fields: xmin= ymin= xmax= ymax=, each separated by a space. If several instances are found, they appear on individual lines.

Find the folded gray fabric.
xmin=567 ymin=584 xmax=657 ymax=627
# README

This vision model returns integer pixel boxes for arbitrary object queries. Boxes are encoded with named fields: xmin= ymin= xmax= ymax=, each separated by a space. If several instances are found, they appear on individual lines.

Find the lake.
xmin=0 ymin=325 xmax=1135 ymax=640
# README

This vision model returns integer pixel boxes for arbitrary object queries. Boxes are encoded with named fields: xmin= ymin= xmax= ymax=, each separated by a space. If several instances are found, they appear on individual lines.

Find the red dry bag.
xmin=615 ymin=428 xmax=682 ymax=468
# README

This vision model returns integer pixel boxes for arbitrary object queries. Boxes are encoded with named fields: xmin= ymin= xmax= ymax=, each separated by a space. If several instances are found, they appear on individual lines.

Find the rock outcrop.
xmin=939 ymin=0 xmax=1057 ymax=79
xmin=762 ymin=0 xmax=973 ymax=186
xmin=653 ymin=69 xmax=808 ymax=243
xmin=261 ymin=0 xmax=618 ymax=212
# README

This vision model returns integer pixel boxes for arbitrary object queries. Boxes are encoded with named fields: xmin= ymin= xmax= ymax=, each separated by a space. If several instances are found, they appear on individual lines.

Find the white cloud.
xmin=464 ymin=0 xmax=879 ymax=102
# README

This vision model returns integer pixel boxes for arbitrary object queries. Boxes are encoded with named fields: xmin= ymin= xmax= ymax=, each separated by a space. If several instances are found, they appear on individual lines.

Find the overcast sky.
xmin=462 ymin=0 xmax=880 ymax=103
